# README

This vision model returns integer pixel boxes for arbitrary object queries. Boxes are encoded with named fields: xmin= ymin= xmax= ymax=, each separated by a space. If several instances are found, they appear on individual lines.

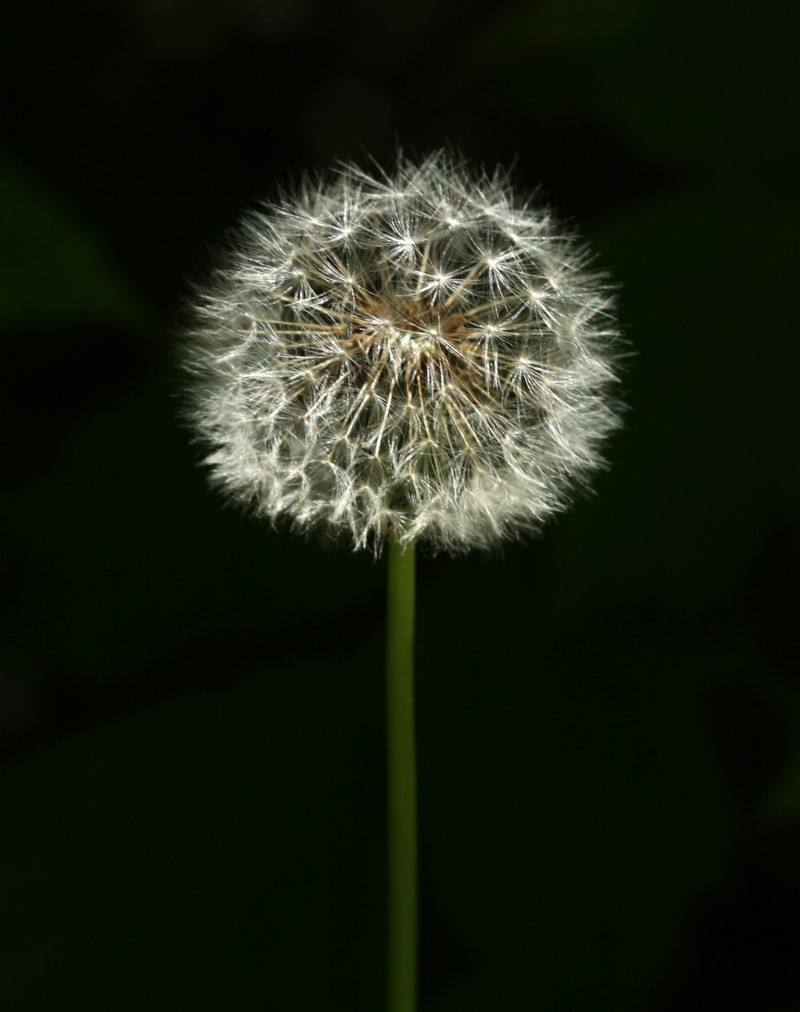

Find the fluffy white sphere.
xmin=183 ymin=152 xmax=622 ymax=553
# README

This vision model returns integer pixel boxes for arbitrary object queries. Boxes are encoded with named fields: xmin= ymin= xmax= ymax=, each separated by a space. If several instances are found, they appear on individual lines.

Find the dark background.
xmin=1 ymin=0 xmax=799 ymax=1008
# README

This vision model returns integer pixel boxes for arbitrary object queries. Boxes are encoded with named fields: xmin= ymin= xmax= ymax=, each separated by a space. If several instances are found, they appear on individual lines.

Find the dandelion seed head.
xmin=183 ymin=152 xmax=623 ymax=554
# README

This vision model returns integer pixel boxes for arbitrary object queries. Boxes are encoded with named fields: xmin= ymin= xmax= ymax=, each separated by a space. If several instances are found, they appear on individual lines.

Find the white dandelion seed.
xmin=182 ymin=151 xmax=623 ymax=554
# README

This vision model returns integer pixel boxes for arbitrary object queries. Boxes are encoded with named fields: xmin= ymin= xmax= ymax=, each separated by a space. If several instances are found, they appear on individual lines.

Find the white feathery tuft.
xmin=182 ymin=152 xmax=623 ymax=554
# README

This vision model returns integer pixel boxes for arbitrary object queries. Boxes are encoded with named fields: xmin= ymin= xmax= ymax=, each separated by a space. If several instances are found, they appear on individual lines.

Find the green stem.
xmin=385 ymin=538 xmax=417 ymax=1012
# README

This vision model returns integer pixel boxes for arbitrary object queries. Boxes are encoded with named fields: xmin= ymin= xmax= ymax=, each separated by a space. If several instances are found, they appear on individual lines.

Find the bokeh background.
xmin=1 ymin=0 xmax=799 ymax=1008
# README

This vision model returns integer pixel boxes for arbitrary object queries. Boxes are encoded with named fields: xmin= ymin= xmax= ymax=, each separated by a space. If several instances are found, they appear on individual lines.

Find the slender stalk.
xmin=385 ymin=538 xmax=417 ymax=1012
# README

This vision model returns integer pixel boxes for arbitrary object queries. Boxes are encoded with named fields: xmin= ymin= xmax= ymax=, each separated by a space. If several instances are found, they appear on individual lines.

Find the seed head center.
xmin=350 ymin=292 xmax=468 ymax=366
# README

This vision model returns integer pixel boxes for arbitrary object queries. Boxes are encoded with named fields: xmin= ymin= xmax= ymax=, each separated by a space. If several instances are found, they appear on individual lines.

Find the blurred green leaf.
xmin=760 ymin=695 xmax=800 ymax=826
xmin=462 ymin=0 xmax=797 ymax=177
xmin=467 ymin=0 xmax=653 ymax=59
xmin=0 ymin=151 xmax=154 ymax=328
xmin=0 ymin=656 xmax=383 ymax=1010
xmin=415 ymin=562 xmax=731 ymax=1011
xmin=597 ymin=0 xmax=798 ymax=175
xmin=546 ymin=186 xmax=800 ymax=612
